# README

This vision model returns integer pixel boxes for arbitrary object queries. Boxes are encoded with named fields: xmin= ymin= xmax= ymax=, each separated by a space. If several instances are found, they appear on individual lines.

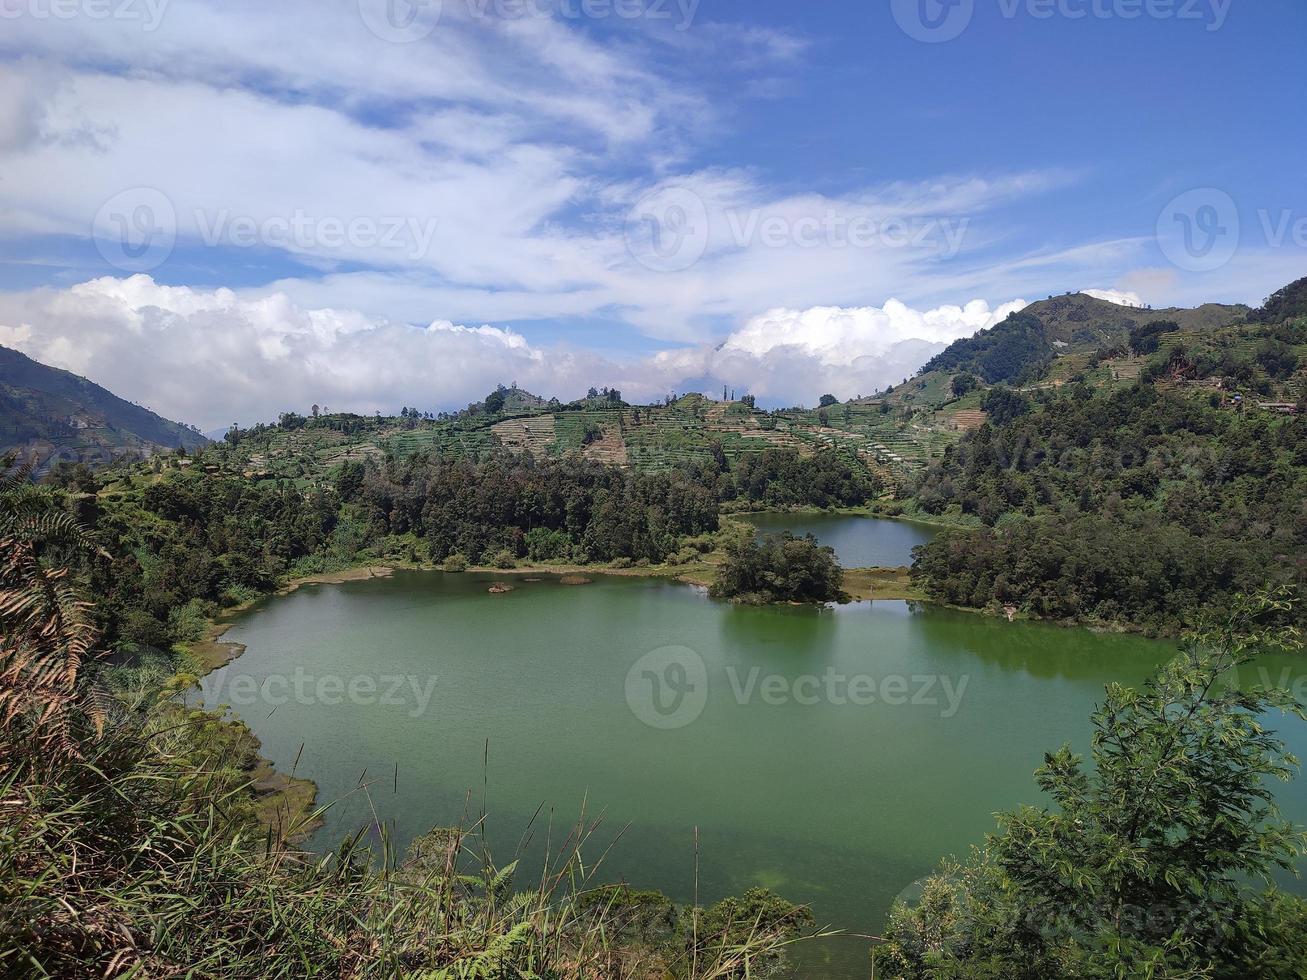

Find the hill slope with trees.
xmin=906 ymin=284 xmax=1306 ymax=633
xmin=0 ymin=345 xmax=207 ymax=470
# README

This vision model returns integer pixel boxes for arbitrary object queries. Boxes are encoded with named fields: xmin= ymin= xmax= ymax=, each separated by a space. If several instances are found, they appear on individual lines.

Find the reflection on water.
xmin=200 ymin=571 xmax=1307 ymax=979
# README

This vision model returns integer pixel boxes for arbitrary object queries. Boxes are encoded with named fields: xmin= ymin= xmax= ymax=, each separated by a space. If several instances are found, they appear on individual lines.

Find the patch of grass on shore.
xmin=843 ymin=566 xmax=923 ymax=601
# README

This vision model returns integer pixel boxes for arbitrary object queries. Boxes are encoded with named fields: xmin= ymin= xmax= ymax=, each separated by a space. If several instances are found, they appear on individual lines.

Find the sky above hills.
xmin=0 ymin=0 xmax=1303 ymax=427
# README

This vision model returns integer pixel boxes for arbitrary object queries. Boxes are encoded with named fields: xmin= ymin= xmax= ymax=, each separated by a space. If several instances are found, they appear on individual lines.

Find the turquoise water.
xmin=200 ymin=572 xmax=1307 ymax=977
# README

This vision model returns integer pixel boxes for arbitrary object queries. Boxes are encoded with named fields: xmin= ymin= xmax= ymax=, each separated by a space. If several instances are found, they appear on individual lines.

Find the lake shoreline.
xmin=175 ymin=568 xmax=402 ymax=841
xmin=180 ymin=551 xmax=931 ymax=837
xmin=176 ymin=520 xmax=1148 ymax=846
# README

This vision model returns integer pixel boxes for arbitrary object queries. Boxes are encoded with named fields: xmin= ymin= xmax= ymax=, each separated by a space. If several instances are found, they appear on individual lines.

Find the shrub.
xmin=488 ymin=548 xmax=517 ymax=569
xmin=166 ymin=598 xmax=209 ymax=644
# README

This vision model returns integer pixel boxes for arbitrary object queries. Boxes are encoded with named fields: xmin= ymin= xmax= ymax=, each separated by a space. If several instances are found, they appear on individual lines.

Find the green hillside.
xmin=0 ymin=345 xmax=207 ymax=470
xmin=919 ymin=292 xmax=1250 ymax=386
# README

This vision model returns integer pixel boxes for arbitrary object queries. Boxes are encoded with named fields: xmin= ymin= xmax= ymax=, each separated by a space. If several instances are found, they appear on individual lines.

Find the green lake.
xmin=200 ymin=572 xmax=1307 ymax=978
xmin=738 ymin=513 xmax=937 ymax=567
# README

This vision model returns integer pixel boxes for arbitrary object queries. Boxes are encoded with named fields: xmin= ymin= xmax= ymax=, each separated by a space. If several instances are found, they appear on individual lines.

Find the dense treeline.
xmin=343 ymin=453 xmax=721 ymax=565
xmin=729 ymin=446 xmax=877 ymax=510
xmin=83 ymin=473 xmax=339 ymax=648
xmin=1248 ymin=274 xmax=1307 ymax=323
xmin=910 ymin=382 xmax=1306 ymax=631
xmin=344 ymin=446 xmax=873 ymax=564
xmin=48 ymin=446 xmax=876 ymax=649
xmin=912 ymin=512 xmax=1272 ymax=631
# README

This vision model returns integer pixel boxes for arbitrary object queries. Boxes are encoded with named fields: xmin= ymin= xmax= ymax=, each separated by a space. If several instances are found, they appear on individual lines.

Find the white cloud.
xmin=1081 ymin=288 xmax=1144 ymax=308
xmin=0 ymin=276 xmax=1025 ymax=428
xmin=0 ymin=0 xmax=1076 ymax=345
xmin=721 ymin=300 xmax=1025 ymax=362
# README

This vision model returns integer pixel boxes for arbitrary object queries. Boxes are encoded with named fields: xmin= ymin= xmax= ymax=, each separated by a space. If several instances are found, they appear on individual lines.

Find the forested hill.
xmin=920 ymin=292 xmax=1249 ymax=385
xmin=0 ymin=345 xmax=207 ymax=470
xmin=907 ymin=298 xmax=1306 ymax=634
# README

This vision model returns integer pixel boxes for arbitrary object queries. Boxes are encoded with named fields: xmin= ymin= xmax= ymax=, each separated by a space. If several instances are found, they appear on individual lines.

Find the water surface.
xmin=200 ymin=572 xmax=1307 ymax=978
xmin=739 ymin=512 xmax=936 ymax=567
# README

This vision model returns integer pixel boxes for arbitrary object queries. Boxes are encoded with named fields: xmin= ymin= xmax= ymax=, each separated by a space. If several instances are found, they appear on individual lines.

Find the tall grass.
xmin=1 ymin=687 xmax=815 ymax=977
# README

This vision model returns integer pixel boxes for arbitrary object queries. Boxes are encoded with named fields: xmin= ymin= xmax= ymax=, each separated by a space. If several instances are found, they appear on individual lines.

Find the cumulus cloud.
xmin=1081 ymin=288 xmax=1145 ymax=308
xmin=0 ymin=277 xmax=1026 ymax=428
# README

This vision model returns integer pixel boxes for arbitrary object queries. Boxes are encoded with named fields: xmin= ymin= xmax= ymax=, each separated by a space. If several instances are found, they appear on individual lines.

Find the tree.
xmin=1128 ymin=319 xmax=1180 ymax=356
xmin=710 ymin=532 xmax=847 ymax=605
xmin=877 ymin=587 xmax=1307 ymax=978
xmin=818 ymin=393 xmax=839 ymax=408
xmin=980 ymin=387 xmax=1030 ymax=425
xmin=951 ymin=372 xmax=979 ymax=398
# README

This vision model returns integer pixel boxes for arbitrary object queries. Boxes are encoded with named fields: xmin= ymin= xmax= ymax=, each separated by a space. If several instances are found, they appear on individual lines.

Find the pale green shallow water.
xmin=200 ymin=572 xmax=1307 ymax=978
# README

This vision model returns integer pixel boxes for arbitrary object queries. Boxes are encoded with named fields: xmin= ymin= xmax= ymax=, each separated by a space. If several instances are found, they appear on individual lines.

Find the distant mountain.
xmin=0 ymin=345 xmax=207 ymax=471
xmin=920 ymin=292 xmax=1250 ymax=385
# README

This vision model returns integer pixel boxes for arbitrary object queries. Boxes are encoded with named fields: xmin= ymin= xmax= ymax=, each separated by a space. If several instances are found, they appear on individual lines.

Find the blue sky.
xmin=0 ymin=0 xmax=1303 ymax=426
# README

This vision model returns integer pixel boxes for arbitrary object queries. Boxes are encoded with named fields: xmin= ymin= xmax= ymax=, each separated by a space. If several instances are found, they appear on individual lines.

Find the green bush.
xmin=166 ymin=598 xmax=209 ymax=644
xmin=488 ymin=548 xmax=517 ymax=569
xmin=710 ymin=532 xmax=847 ymax=605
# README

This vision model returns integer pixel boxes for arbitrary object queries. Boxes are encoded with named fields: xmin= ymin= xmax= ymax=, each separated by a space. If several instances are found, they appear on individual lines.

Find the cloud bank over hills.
xmin=0 ymin=276 xmax=1025 ymax=428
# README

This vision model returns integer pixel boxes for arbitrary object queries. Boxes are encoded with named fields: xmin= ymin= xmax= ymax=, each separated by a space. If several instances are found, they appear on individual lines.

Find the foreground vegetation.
xmin=878 ymin=588 xmax=1307 ymax=978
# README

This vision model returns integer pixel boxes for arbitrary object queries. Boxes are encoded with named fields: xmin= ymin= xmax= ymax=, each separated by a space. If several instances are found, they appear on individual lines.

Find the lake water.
xmin=200 ymin=572 xmax=1307 ymax=978
xmin=738 ymin=513 xmax=937 ymax=567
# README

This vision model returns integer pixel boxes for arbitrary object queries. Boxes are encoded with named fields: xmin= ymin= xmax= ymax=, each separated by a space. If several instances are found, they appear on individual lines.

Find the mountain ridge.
xmin=916 ymin=292 xmax=1251 ymax=387
xmin=0 ymin=344 xmax=208 ymax=470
